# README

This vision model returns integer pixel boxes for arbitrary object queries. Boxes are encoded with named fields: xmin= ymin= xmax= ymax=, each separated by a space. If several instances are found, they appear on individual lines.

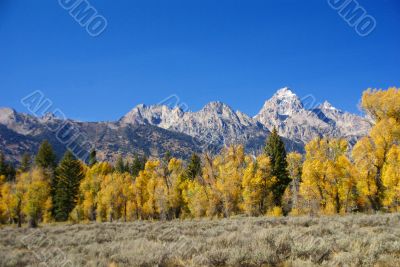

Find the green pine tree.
xmin=35 ymin=141 xmax=57 ymax=204
xmin=53 ymin=151 xmax=84 ymax=221
xmin=265 ymin=127 xmax=290 ymax=207
xmin=185 ymin=153 xmax=202 ymax=180
xmin=19 ymin=153 xmax=32 ymax=173
xmin=0 ymin=152 xmax=16 ymax=181
xmin=5 ymin=164 xmax=15 ymax=182
xmin=115 ymin=155 xmax=128 ymax=173
xmin=0 ymin=152 xmax=8 ymax=179
xmin=131 ymin=154 xmax=147 ymax=177
xmin=35 ymin=140 xmax=57 ymax=170
xmin=0 ymin=152 xmax=5 ymax=175
xmin=88 ymin=149 xmax=97 ymax=167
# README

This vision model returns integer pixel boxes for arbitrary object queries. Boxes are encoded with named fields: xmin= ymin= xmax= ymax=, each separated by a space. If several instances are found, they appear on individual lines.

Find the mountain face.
xmin=254 ymin=88 xmax=371 ymax=145
xmin=0 ymin=107 xmax=203 ymax=164
xmin=0 ymin=88 xmax=370 ymax=164
xmin=120 ymin=101 xmax=278 ymax=153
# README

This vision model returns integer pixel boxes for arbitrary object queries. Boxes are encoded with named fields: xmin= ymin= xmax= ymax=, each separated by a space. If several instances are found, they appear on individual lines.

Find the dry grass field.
xmin=1 ymin=214 xmax=400 ymax=267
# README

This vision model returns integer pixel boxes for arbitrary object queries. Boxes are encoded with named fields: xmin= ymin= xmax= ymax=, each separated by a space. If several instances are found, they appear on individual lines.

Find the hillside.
xmin=0 ymin=88 xmax=370 ymax=163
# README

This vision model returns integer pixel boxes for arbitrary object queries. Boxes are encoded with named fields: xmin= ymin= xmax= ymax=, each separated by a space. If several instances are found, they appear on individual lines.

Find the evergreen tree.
xmin=35 ymin=141 xmax=57 ymax=208
xmin=88 ymin=149 xmax=97 ymax=167
xmin=5 ymin=164 xmax=16 ymax=182
xmin=131 ymin=154 xmax=147 ymax=177
xmin=185 ymin=153 xmax=202 ymax=180
xmin=0 ymin=152 xmax=6 ymax=176
xmin=115 ymin=156 xmax=129 ymax=173
xmin=19 ymin=153 xmax=32 ymax=173
xmin=53 ymin=151 xmax=84 ymax=221
xmin=0 ymin=152 xmax=16 ymax=181
xmin=35 ymin=140 xmax=57 ymax=170
xmin=265 ymin=128 xmax=290 ymax=206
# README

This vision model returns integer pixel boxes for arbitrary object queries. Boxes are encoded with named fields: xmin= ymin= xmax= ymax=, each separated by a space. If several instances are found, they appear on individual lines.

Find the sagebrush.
xmin=1 ymin=213 xmax=400 ymax=267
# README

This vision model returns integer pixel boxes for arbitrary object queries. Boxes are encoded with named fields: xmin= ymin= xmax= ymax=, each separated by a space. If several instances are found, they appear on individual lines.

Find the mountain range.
xmin=0 ymin=88 xmax=371 ymax=164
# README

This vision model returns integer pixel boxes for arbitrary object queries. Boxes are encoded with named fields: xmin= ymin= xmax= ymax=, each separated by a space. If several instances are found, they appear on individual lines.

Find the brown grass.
xmin=1 ymin=214 xmax=400 ymax=267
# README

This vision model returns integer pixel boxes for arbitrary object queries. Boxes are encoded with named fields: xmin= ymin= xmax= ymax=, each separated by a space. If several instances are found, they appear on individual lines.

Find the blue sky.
xmin=0 ymin=0 xmax=399 ymax=121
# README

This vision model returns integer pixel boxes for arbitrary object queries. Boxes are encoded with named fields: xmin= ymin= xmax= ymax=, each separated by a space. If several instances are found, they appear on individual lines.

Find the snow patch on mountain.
xmin=254 ymin=88 xmax=371 ymax=144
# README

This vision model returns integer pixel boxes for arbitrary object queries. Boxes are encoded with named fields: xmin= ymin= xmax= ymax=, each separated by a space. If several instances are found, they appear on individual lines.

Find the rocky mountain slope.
xmin=0 ymin=108 xmax=203 ymax=163
xmin=120 ymin=101 xmax=280 ymax=153
xmin=0 ymin=88 xmax=370 ymax=164
xmin=254 ymin=88 xmax=371 ymax=145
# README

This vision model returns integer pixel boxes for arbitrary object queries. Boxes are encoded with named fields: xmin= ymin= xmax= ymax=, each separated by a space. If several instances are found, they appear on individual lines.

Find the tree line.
xmin=1 ymin=87 xmax=400 ymax=227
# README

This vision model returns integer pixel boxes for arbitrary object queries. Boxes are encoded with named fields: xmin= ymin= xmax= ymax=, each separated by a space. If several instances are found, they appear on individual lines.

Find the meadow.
xmin=1 ymin=213 xmax=400 ymax=267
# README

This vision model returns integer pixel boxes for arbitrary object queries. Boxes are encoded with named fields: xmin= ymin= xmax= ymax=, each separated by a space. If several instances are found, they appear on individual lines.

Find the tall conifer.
xmin=265 ymin=128 xmax=290 ymax=206
xmin=53 ymin=151 xmax=84 ymax=221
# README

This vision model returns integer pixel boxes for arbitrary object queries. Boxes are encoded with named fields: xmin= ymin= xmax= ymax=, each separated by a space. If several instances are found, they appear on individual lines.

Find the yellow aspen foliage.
xmin=125 ymin=199 xmax=138 ymax=221
xmin=201 ymin=153 xmax=222 ymax=217
xmin=382 ymin=146 xmax=400 ymax=211
xmin=121 ymin=175 xmax=136 ymax=222
xmin=134 ymin=170 xmax=148 ymax=219
xmin=241 ymin=155 xmax=275 ymax=216
xmin=150 ymin=158 xmax=185 ymax=220
xmin=97 ymin=172 xmax=134 ymax=222
xmin=0 ymin=181 xmax=17 ymax=224
xmin=182 ymin=153 xmax=224 ymax=218
xmin=257 ymin=155 xmax=277 ymax=214
xmin=370 ymin=119 xmax=400 ymax=166
xmin=300 ymin=156 xmax=325 ymax=214
xmin=241 ymin=157 xmax=260 ymax=216
xmin=287 ymin=153 xmax=302 ymax=182
xmin=146 ymin=172 xmax=163 ymax=219
xmin=353 ymin=119 xmax=400 ymax=210
xmin=285 ymin=152 xmax=303 ymax=214
xmin=135 ymin=160 xmax=160 ymax=219
xmin=214 ymin=145 xmax=245 ymax=217
xmin=336 ymin=155 xmax=359 ymax=212
xmin=142 ymin=166 xmax=160 ymax=219
xmin=76 ymin=162 xmax=113 ymax=221
xmin=352 ymin=137 xmax=380 ymax=208
xmin=351 ymin=87 xmax=400 ymax=211
xmin=267 ymin=206 xmax=283 ymax=217
xmin=42 ymin=198 xmax=53 ymax=223
xmin=22 ymin=168 xmax=52 ymax=227
xmin=300 ymin=138 xmax=355 ymax=215
xmin=183 ymin=179 xmax=209 ymax=218
xmin=361 ymin=87 xmax=400 ymax=122
xmin=0 ymin=175 xmax=5 ymax=222
xmin=167 ymin=158 xmax=185 ymax=218
xmin=6 ymin=86 xmax=400 ymax=226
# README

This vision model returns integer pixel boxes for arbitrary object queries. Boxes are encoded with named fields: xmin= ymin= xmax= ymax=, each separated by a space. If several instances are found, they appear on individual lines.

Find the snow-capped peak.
xmin=271 ymin=87 xmax=302 ymax=105
xmin=257 ymin=87 xmax=303 ymax=117
xmin=0 ymin=86 xmax=372 ymax=162
xmin=0 ymin=107 xmax=17 ymax=124
xmin=275 ymin=87 xmax=296 ymax=98
xmin=319 ymin=101 xmax=337 ymax=111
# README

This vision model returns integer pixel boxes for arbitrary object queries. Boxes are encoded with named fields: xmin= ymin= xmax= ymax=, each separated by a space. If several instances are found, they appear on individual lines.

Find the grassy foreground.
xmin=1 ymin=214 xmax=400 ymax=267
